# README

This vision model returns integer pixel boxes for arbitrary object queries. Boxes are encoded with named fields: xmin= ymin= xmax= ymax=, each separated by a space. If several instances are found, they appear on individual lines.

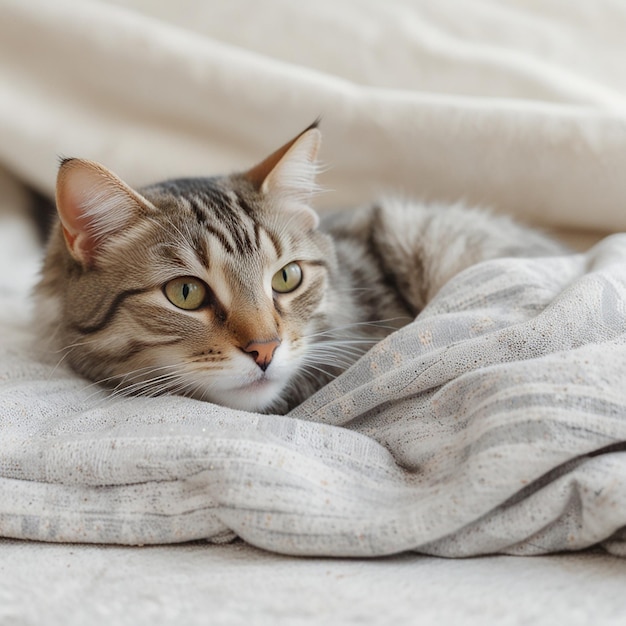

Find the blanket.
xmin=2 ymin=186 xmax=626 ymax=556
xmin=2 ymin=0 xmax=626 ymax=557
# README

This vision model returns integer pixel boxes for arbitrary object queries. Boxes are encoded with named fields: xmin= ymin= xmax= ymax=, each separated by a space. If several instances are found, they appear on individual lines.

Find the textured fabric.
xmin=2 ymin=200 xmax=626 ymax=555
xmin=2 ymin=0 xmax=626 ymax=239
xmin=2 ymin=0 xmax=626 ymax=558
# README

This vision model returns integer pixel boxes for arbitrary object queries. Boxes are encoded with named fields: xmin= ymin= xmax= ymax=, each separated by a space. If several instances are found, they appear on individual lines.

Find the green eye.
xmin=272 ymin=262 xmax=303 ymax=293
xmin=164 ymin=277 xmax=207 ymax=310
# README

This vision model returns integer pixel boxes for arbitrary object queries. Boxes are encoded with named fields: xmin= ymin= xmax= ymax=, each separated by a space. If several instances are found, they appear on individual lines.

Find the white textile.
xmin=2 ymin=0 xmax=626 ymax=237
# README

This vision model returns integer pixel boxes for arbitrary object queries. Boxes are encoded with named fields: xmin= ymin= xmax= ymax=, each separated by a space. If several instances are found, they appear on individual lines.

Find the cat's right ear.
xmin=55 ymin=159 xmax=154 ymax=267
xmin=244 ymin=122 xmax=321 ymax=229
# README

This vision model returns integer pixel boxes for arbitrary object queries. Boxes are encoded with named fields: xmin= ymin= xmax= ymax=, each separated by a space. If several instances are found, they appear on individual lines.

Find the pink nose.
xmin=243 ymin=339 xmax=281 ymax=371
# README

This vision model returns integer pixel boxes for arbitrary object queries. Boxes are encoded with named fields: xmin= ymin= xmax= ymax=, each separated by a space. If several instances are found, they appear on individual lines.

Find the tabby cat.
xmin=36 ymin=122 xmax=565 ymax=413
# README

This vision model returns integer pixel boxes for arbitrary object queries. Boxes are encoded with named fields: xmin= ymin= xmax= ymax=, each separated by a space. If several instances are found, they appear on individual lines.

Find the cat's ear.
xmin=55 ymin=158 xmax=154 ymax=266
xmin=245 ymin=121 xmax=321 ymax=228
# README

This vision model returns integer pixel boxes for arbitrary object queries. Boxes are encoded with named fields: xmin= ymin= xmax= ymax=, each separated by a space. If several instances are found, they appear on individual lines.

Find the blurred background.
xmin=2 ymin=0 xmax=626 ymax=255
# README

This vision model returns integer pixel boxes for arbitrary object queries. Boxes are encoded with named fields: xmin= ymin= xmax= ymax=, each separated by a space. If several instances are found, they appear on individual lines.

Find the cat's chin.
xmin=202 ymin=378 xmax=286 ymax=413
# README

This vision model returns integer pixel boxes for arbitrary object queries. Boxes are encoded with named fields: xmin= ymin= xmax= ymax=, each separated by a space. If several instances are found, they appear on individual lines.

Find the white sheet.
xmin=2 ymin=0 xmax=626 ymax=562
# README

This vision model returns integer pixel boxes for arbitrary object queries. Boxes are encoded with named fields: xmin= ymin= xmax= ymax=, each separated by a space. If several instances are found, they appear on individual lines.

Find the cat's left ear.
xmin=55 ymin=158 xmax=155 ymax=267
xmin=245 ymin=121 xmax=321 ymax=229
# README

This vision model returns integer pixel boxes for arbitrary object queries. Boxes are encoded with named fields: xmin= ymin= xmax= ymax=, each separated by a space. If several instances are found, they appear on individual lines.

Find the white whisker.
xmin=79 ymin=363 xmax=191 ymax=406
xmin=305 ymin=317 xmax=407 ymax=341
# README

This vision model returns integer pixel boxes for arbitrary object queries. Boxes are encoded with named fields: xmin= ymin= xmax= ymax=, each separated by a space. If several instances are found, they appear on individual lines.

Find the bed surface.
xmin=3 ymin=539 xmax=626 ymax=626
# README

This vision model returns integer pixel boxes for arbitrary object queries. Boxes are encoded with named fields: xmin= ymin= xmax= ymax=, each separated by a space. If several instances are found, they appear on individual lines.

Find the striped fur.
xmin=35 ymin=127 xmax=566 ymax=413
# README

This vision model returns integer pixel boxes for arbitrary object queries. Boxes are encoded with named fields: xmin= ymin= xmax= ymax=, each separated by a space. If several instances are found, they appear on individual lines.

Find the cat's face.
xmin=38 ymin=124 xmax=338 ymax=412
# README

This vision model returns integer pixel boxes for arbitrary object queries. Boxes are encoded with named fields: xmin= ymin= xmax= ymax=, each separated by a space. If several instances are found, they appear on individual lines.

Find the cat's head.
xmin=37 ymin=123 xmax=345 ymax=412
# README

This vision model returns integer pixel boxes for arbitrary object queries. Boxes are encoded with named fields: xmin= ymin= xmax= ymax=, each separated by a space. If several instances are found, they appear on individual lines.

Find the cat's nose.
xmin=243 ymin=338 xmax=281 ymax=371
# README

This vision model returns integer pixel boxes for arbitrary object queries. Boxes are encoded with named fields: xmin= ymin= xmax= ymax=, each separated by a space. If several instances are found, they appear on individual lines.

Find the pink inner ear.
xmin=56 ymin=166 xmax=99 ymax=265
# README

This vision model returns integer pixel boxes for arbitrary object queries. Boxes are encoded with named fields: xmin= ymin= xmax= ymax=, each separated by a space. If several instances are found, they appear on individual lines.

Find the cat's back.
xmin=322 ymin=199 xmax=567 ymax=316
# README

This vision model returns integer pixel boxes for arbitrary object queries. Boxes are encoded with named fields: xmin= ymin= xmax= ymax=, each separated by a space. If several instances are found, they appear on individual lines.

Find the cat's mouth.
xmin=191 ymin=350 xmax=295 ymax=412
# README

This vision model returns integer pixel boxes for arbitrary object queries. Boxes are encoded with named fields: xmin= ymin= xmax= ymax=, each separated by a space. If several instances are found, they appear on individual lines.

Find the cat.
xmin=36 ymin=122 xmax=566 ymax=414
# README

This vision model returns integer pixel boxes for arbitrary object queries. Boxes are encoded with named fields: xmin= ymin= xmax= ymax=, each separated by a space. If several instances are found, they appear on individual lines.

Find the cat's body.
xmin=36 ymin=124 xmax=565 ymax=413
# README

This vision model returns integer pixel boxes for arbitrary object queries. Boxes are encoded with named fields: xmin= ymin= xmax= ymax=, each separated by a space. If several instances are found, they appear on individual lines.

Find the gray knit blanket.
xmin=2 ymin=236 xmax=626 ymax=557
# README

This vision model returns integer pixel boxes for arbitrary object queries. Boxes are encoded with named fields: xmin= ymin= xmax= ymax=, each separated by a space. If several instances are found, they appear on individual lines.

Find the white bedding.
xmin=3 ymin=0 xmax=626 ymax=622
xmin=2 ymin=0 xmax=626 ymax=237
